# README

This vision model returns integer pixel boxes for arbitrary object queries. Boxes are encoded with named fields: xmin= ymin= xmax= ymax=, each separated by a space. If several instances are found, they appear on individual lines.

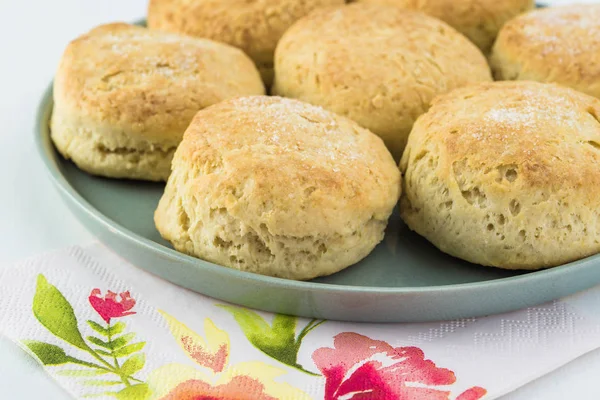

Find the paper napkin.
xmin=1 ymin=243 xmax=600 ymax=400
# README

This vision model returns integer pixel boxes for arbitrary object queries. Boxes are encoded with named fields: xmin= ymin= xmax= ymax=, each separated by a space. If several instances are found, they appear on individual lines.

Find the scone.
xmin=491 ymin=5 xmax=600 ymax=99
xmin=155 ymin=96 xmax=401 ymax=280
xmin=400 ymin=81 xmax=600 ymax=269
xmin=357 ymin=0 xmax=533 ymax=54
xmin=51 ymin=23 xmax=264 ymax=181
xmin=147 ymin=0 xmax=344 ymax=87
xmin=273 ymin=3 xmax=492 ymax=160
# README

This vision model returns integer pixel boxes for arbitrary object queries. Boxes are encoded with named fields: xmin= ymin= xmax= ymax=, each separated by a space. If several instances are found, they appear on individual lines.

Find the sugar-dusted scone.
xmin=51 ymin=23 xmax=264 ymax=181
xmin=273 ymin=3 xmax=492 ymax=160
xmin=147 ymin=0 xmax=345 ymax=87
xmin=357 ymin=0 xmax=533 ymax=54
xmin=400 ymin=81 xmax=600 ymax=270
xmin=491 ymin=5 xmax=600 ymax=99
xmin=155 ymin=96 xmax=401 ymax=280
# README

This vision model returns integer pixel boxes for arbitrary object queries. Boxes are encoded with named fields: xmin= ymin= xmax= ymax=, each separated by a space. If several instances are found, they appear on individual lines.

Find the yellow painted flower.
xmin=147 ymin=311 xmax=310 ymax=400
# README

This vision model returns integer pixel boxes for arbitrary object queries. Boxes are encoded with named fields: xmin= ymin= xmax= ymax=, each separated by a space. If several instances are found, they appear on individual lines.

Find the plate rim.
xmin=36 ymin=83 xmax=600 ymax=296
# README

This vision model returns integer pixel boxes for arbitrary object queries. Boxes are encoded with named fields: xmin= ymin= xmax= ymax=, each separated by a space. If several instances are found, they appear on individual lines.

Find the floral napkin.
xmin=1 ymin=243 xmax=600 ymax=399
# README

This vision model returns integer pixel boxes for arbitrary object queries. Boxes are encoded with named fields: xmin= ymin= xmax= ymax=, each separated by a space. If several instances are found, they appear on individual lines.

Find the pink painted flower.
xmin=312 ymin=332 xmax=486 ymax=400
xmin=88 ymin=289 xmax=136 ymax=323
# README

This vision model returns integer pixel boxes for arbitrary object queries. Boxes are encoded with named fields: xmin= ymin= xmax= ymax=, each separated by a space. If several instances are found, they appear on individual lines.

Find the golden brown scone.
xmin=400 ymin=81 xmax=600 ymax=270
xmin=51 ymin=23 xmax=264 ymax=181
xmin=273 ymin=3 xmax=492 ymax=161
xmin=147 ymin=0 xmax=344 ymax=87
xmin=491 ymin=5 xmax=600 ymax=99
xmin=155 ymin=96 xmax=401 ymax=280
xmin=357 ymin=0 xmax=533 ymax=54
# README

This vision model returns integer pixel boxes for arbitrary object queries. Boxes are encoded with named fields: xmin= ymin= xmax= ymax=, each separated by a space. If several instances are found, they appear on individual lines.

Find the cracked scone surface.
xmin=155 ymin=96 xmax=401 ymax=280
xmin=147 ymin=0 xmax=344 ymax=87
xmin=400 ymin=81 xmax=600 ymax=270
xmin=357 ymin=0 xmax=533 ymax=54
xmin=51 ymin=23 xmax=265 ymax=181
xmin=272 ymin=3 xmax=492 ymax=161
xmin=490 ymin=5 xmax=600 ymax=100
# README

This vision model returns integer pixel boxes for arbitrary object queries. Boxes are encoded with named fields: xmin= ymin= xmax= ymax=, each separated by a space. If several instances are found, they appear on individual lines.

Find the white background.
xmin=0 ymin=0 xmax=598 ymax=398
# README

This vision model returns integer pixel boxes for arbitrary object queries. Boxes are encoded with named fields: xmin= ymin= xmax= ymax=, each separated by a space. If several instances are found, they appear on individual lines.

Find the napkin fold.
xmin=1 ymin=243 xmax=600 ymax=400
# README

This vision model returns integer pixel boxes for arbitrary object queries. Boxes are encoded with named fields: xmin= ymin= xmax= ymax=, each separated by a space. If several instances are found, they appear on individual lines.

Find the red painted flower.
xmin=88 ymin=289 xmax=136 ymax=323
xmin=312 ymin=332 xmax=486 ymax=400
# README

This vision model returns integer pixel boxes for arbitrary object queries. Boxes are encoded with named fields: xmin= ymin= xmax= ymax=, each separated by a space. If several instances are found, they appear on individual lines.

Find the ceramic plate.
xmin=37 ymin=66 xmax=600 ymax=322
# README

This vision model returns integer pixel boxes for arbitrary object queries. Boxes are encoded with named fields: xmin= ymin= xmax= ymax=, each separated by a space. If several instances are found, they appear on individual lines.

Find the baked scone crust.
xmin=51 ymin=23 xmax=264 ymax=181
xmin=155 ymin=96 xmax=401 ymax=280
xmin=491 ymin=5 xmax=600 ymax=99
xmin=147 ymin=0 xmax=345 ymax=86
xmin=273 ymin=3 xmax=492 ymax=160
xmin=400 ymin=81 xmax=600 ymax=269
xmin=358 ymin=0 xmax=534 ymax=54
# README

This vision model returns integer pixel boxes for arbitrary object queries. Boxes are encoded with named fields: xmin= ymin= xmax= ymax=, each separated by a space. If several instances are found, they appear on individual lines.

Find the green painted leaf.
xmin=83 ymin=380 xmax=123 ymax=387
xmin=219 ymin=305 xmax=322 ymax=375
xmin=113 ymin=342 xmax=145 ymax=357
xmin=94 ymin=349 xmax=112 ymax=356
xmin=120 ymin=353 xmax=145 ymax=376
xmin=32 ymin=275 xmax=89 ymax=351
xmin=87 ymin=321 xmax=109 ymax=337
xmin=109 ymin=322 xmax=125 ymax=336
xmin=219 ymin=305 xmax=299 ymax=365
xmin=111 ymin=333 xmax=135 ymax=350
xmin=272 ymin=314 xmax=297 ymax=345
xmin=113 ymin=384 xmax=150 ymax=400
xmin=23 ymin=340 xmax=71 ymax=365
xmin=56 ymin=369 xmax=110 ymax=377
xmin=218 ymin=305 xmax=271 ymax=339
xmin=23 ymin=340 xmax=112 ymax=371
xmin=88 ymin=336 xmax=111 ymax=349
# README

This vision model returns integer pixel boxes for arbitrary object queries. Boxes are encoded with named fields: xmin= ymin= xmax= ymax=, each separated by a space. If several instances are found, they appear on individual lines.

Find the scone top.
xmin=491 ymin=4 xmax=600 ymax=99
xmin=273 ymin=3 xmax=492 ymax=161
xmin=173 ymin=96 xmax=400 ymax=238
xmin=402 ymin=82 xmax=600 ymax=192
xmin=54 ymin=23 xmax=265 ymax=144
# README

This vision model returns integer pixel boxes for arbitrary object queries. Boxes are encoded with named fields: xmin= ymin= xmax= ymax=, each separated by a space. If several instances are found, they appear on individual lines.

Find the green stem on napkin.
xmin=296 ymin=319 xmax=325 ymax=345
xmin=106 ymin=321 xmax=131 ymax=387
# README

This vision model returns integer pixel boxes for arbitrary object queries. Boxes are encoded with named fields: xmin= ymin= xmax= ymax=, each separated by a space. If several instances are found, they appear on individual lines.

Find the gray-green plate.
xmin=37 ymin=83 xmax=600 ymax=323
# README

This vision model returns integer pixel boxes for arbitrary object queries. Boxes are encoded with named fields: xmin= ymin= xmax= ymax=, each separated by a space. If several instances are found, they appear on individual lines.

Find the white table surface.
xmin=1 ymin=0 xmax=598 ymax=398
